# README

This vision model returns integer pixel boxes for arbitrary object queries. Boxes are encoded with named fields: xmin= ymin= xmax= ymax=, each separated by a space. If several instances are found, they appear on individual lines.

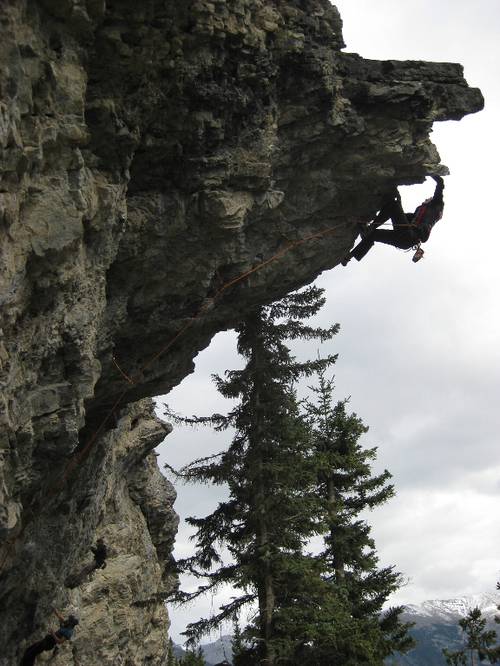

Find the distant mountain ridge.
xmin=173 ymin=635 xmax=232 ymax=665
xmin=174 ymin=594 xmax=499 ymax=665
xmin=388 ymin=593 xmax=499 ymax=665
xmin=404 ymin=593 xmax=499 ymax=624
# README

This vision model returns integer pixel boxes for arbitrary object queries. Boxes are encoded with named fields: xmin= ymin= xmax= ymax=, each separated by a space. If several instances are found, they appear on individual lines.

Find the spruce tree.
xmin=231 ymin=614 xmax=244 ymax=663
xmin=278 ymin=366 xmax=414 ymax=664
xmin=443 ymin=606 xmax=499 ymax=665
xmin=167 ymin=638 xmax=179 ymax=666
xmin=179 ymin=647 xmax=206 ymax=665
xmin=168 ymin=287 xmax=339 ymax=665
xmin=168 ymin=286 xmax=412 ymax=665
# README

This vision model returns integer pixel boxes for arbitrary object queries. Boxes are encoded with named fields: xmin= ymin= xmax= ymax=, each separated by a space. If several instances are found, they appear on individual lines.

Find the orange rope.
xmin=0 ymin=221 xmax=346 ymax=571
xmin=112 ymin=355 xmax=135 ymax=385
xmin=139 ymin=224 xmax=342 ymax=374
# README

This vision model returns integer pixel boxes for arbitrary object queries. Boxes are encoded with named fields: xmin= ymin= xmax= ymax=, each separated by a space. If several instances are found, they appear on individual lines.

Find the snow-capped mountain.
xmin=387 ymin=593 xmax=499 ymax=665
xmin=174 ymin=594 xmax=499 ymax=665
xmin=403 ymin=593 xmax=498 ymax=625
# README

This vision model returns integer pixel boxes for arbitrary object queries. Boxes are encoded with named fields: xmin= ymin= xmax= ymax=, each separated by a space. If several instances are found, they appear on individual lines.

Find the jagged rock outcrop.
xmin=0 ymin=1 xmax=482 ymax=663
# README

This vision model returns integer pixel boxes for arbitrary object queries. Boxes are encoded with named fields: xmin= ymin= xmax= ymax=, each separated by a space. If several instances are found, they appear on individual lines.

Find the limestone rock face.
xmin=0 ymin=1 xmax=482 ymax=664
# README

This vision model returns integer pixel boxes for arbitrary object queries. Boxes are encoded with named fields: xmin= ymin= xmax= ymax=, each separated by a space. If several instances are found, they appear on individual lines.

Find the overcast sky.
xmin=157 ymin=0 xmax=500 ymax=643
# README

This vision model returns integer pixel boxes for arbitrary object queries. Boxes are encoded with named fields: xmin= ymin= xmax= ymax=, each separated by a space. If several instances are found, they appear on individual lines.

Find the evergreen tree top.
xmin=165 ymin=285 xmax=411 ymax=663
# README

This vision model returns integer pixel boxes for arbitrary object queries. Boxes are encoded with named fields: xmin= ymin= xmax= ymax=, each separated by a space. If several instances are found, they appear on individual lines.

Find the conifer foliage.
xmin=169 ymin=287 xmax=338 ymax=664
xmin=296 ymin=367 xmax=414 ymax=663
xmin=180 ymin=647 xmax=206 ymax=665
xmin=167 ymin=286 xmax=412 ymax=664
xmin=443 ymin=595 xmax=500 ymax=665
xmin=167 ymin=638 xmax=178 ymax=666
xmin=231 ymin=614 xmax=245 ymax=664
xmin=167 ymin=639 xmax=207 ymax=666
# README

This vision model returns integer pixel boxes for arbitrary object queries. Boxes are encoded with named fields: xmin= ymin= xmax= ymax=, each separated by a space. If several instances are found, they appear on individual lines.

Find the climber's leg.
xmin=370 ymin=228 xmax=416 ymax=250
xmin=348 ymin=228 xmax=416 ymax=263
xmin=20 ymin=635 xmax=56 ymax=665
xmin=369 ymin=190 xmax=405 ymax=230
xmin=349 ymin=236 xmax=375 ymax=261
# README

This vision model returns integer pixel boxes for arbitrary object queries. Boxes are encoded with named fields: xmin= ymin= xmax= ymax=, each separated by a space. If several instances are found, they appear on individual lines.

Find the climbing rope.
xmin=112 ymin=355 xmax=135 ymax=385
xmin=61 ymin=223 xmax=349 ymax=478
xmin=0 ymin=220 xmax=349 ymax=572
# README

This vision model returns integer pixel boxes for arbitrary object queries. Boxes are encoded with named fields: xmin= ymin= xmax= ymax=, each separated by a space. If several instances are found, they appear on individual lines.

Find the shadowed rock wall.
xmin=0 ymin=1 xmax=482 ymax=663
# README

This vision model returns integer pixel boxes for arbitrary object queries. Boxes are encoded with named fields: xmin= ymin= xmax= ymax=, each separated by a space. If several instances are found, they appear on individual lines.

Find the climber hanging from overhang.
xmin=342 ymin=175 xmax=445 ymax=265
xmin=20 ymin=609 xmax=79 ymax=665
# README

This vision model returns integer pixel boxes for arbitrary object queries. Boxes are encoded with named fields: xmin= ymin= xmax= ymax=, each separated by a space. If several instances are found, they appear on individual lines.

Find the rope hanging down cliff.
xmin=0 ymin=220 xmax=349 ymax=572
xmin=53 ymin=173 xmax=448 ymax=490
xmin=59 ymin=222 xmax=350 ymax=482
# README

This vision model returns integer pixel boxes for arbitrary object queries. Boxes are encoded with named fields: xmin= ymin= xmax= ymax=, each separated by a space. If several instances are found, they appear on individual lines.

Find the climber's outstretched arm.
xmin=53 ymin=608 xmax=64 ymax=623
xmin=430 ymin=175 xmax=444 ymax=205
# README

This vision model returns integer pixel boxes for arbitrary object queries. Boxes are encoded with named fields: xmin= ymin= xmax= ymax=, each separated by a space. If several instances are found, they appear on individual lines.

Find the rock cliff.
xmin=0 ymin=1 xmax=482 ymax=663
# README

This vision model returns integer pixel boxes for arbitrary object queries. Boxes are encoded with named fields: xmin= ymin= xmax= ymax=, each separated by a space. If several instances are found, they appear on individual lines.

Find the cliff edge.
xmin=0 ymin=1 xmax=483 ymax=663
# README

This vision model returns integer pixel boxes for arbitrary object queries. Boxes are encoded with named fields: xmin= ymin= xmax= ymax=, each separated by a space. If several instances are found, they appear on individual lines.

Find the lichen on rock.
xmin=0 ymin=1 xmax=483 ymax=663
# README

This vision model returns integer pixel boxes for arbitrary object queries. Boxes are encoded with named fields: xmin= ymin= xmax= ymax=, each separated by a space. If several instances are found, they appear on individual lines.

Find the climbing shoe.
xmin=412 ymin=247 xmax=424 ymax=262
